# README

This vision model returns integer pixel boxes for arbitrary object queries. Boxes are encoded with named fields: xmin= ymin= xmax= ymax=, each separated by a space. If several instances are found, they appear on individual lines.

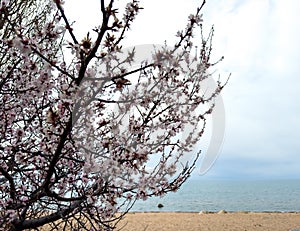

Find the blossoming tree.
xmin=0 ymin=0 xmax=227 ymax=230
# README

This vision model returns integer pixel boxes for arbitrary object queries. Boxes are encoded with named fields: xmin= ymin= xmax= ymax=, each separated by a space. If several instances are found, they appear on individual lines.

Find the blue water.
xmin=130 ymin=179 xmax=300 ymax=212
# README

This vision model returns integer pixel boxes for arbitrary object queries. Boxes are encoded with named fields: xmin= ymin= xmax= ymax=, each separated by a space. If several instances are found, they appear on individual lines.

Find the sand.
xmin=116 ymin=212 xmax=300 ymax=231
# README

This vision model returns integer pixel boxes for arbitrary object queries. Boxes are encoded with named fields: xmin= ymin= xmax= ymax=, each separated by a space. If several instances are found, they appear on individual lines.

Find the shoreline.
xmin=126 ymin=210 xmax=300 ymax=213
xmin=116 ymin=211 xmax=300 ymax=231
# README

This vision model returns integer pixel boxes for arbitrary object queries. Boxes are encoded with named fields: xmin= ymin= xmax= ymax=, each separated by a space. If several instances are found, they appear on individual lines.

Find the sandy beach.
xmin=116 ymin=212 xmax=300 ymax=231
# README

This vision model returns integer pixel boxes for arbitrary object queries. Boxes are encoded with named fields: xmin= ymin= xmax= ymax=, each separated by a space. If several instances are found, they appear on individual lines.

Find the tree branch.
xmin=55 ymin=1 xmax=78 ymax=45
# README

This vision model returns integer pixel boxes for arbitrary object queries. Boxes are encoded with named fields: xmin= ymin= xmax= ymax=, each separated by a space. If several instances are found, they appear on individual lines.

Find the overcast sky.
xmin=66 ymin=0 xmax=300 ymax=179
xmin=199 ymin=0 xmax=300 ymax=179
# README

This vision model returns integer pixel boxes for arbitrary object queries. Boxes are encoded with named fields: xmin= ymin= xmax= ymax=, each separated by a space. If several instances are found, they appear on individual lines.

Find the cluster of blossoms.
xmin=0 ymin=0 xmax=226 ymax=230
xmin=0 ymin=0 xmax=9 ymax=8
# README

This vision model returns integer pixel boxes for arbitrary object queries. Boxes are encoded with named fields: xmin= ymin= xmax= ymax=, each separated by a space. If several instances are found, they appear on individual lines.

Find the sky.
xmin=65 ymin=0 xmax=300 ymax=179
xmin=198 ymin=0 xmax=300 ymax=179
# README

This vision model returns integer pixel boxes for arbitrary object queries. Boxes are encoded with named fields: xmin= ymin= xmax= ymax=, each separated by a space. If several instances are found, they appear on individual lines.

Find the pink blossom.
xmin=0 ymin=0 xmax=226 ymax=229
